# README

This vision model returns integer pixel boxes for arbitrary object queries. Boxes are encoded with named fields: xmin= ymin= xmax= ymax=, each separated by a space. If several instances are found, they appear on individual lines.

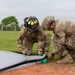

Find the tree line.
xmin=0 ymin=16 xmax=20 ymax=31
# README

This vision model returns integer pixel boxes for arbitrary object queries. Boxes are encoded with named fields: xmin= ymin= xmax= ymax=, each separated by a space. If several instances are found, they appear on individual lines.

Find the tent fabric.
xmin=0 ymin=51 xmax=45 ymax=71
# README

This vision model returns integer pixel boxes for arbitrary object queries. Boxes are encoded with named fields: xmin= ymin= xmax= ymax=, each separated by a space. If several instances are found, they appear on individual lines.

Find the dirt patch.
xmin=0 ymin=61 xmax=75 ymax=75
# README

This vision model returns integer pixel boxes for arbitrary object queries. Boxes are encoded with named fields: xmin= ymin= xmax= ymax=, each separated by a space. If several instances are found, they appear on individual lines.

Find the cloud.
xmin=0 ymin=0 xmax=75 ymax=25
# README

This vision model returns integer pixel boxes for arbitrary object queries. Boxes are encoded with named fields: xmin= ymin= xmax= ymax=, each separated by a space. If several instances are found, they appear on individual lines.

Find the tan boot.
xmin=56 ymin=53 xmax=74 ymax=64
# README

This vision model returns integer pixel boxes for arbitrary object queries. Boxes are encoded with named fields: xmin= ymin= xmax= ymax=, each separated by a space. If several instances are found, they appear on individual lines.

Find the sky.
xmin=0 ymin=0 xmax=75 ymax=26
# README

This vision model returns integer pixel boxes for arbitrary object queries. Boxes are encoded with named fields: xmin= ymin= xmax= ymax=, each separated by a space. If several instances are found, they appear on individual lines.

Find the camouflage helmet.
xmin=42 ymin=16 xmax=55 ymax=30
xmin=24 ymin=16 xmax=39 ymax=31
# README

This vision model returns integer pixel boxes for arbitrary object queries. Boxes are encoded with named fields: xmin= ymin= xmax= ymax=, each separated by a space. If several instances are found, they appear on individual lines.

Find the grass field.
xmin=0 ymin=31 xmax=19 ymax=52
xmin=0 ymin=31 xmax=54 ymax=54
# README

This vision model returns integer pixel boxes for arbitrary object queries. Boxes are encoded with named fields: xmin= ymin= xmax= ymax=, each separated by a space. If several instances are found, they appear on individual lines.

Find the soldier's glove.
xmin=21 ymin=50 xmax=26 ymax=55
xmin=22 ymin=50 xmax=32 ymax=55
xmin=48 ymin=52 xmax=54 ymax=59
xmin=37 ymin=49 xmax=43 ymax=56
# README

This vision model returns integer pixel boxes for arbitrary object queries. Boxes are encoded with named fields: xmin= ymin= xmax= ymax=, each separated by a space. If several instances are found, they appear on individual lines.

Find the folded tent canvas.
xmin=0 ymin=51 xmax=45 ymax=72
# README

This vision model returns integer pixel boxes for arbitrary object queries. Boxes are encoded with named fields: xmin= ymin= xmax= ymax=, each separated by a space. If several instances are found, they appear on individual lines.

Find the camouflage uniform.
xmin=17 ymin=25 xmax=51 ymax=56
xmin=52 ymin=20 xmax=75 ymax=54
xmin=42 ymin=16 xmax=75 ymax=64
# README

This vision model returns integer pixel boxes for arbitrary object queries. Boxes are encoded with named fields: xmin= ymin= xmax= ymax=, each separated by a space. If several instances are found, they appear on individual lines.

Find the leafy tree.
xmin=1 ymin=16 xmax=20 ymax=31
xmin=1 ymin=16 xmax=18 ymax=25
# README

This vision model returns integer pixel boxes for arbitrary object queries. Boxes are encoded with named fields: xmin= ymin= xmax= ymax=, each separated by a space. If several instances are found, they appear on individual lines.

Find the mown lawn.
xmin=0 ymin=31 xmax=54 ymax=54
xmin=0 ymin=31 xmax=19 ymax=52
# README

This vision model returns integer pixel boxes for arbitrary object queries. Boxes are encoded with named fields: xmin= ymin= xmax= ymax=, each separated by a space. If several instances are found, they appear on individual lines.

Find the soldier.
xmin=42 ymin=16 xmax=75 ymax=64
xmin=17 ymin=16 xmax=51 ymax=56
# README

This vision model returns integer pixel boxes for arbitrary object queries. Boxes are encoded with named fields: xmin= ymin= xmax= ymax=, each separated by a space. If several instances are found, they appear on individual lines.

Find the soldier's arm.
xmin=37 ymin=31 xmax=44 ymax=55
xmin=52 ymin=31 xmax=65 ymax=54
xmin=17 ymin=25 xmax=27 ymax=50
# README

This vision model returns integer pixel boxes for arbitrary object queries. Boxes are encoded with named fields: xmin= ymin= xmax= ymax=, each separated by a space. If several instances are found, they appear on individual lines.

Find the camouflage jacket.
xmin=53 ymin=20 xmax=75 ymax=54
xmin=17 ymin=25 xmax=50 ymax=51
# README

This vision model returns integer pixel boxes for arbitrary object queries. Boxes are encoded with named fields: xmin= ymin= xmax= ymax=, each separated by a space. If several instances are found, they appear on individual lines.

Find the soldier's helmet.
xmin=42 ymin=16 xmax=55 ymax=30
xmin=24 ymin=16 xmax=39 ymax=31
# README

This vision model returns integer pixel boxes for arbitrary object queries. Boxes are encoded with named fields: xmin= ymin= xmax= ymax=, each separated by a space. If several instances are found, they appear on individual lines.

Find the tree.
xmin=1 ymin=16 xmax=18 ymax=25
xmin=1 ymin=16 xmax=20 ymax=31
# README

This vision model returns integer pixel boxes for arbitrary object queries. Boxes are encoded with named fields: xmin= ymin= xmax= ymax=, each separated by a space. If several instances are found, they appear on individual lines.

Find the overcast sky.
xmin=0 ymin=0 xmax=75 ymax=25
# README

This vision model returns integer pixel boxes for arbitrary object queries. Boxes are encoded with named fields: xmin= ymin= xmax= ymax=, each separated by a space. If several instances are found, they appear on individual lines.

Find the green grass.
xmin=0 ymin=31 xmax=54 ymax=54
xmin=0 ymin=31 xmax=19 ymax=52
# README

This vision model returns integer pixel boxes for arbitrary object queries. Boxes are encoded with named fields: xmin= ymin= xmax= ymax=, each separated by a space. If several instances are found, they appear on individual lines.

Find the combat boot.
xmin=56 ymin=53 xmax=74 ymax=64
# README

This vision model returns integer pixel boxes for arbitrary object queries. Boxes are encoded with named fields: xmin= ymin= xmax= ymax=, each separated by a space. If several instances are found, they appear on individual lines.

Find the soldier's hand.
xmin=48 ymin=52 xmax=54 ymax=59
xmin=21 ymin=50 xmax=26 ymax=55
xmin=37 ymin=49 xmax=43 ymax=56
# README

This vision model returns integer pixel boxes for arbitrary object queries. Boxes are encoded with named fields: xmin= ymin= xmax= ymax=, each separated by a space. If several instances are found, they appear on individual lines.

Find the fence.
xmin=0 ymin=26 xmax=17 ymax=31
